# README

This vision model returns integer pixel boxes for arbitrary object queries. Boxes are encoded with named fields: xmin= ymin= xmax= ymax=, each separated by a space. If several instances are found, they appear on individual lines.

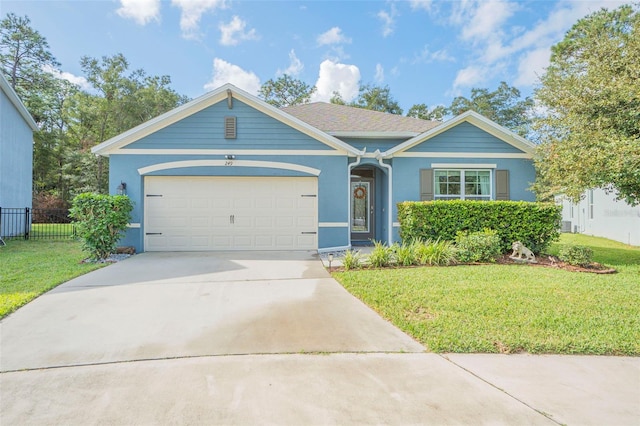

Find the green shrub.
xmin=368 ymin=241 xmax=395 ymax=268
xmin=395 ymin=242 xmax=418 ymax=266
xmin=455 ymin=229 xmax=502 ymax=263
xmin=69 ymin=193 xmax=133 ymax=261
xmin=342 ymin=250 xmax=362 ymax=270
xmin=559 ymin=245 xmax=594 ymax=267
xmin=415 ymin=239 xmax=458 ymax=266
xmin=397 ymin=200 xmax=561 ymax=253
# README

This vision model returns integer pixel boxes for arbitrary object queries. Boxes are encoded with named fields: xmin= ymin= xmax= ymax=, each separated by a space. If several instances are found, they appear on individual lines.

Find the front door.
xmin=350 ymin=177 xmax=374 ymax=242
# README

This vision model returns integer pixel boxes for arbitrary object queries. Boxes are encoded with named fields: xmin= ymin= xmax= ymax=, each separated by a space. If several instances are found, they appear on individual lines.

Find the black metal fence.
xmin=0 ymin=207 xmax=76 ymax=240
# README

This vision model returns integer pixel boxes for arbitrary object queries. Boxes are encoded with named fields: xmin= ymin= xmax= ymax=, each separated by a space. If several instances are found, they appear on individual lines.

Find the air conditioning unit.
xmin=561 ymin=221 xmax=572 ymax=233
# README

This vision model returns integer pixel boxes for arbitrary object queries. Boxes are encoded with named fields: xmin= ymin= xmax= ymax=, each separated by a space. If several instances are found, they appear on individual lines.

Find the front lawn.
xmin=0 ymin=240 xmax=104 ymax=318
xmin=333 ymin=234 xmax=640 ymax=355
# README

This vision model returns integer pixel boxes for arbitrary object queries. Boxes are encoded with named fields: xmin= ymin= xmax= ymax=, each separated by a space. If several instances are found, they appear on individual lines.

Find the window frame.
xmin=433 ymin=169 xmax=493 ymax=201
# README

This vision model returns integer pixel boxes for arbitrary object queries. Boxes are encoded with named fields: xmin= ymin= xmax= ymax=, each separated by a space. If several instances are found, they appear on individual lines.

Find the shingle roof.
xmin=282 ymin=102 xmax=440 ymax=134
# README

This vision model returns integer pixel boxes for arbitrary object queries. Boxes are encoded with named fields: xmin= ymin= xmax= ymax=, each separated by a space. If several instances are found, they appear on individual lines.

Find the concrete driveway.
xmin=0 ymin=251 xmax=423 ymax=371
xmin=2 ymin=251 xmax=638 ymax=425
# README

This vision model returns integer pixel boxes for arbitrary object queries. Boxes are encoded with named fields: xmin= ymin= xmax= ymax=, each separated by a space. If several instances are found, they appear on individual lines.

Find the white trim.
xmin=0 ymin=74 xmax=37 ymax=131
xmin=126 ymin=223 xmax=141 ymax=228
xmin=137 ymin=159 xmax=321 ymax=176
xmin=317 ymin=245 xmax=351 ymax=254
xmin=384 ymin=110 xmax=535 ymax=158
xmin=92 ymin=83 xmax=361 ymax=157
xmin=375 ymin=152 xmax=394 ymax=245
xmin=393 ymin=222 xmax=401 ymax=227
xmin=329 ymin=131 xmax=420 ymax=139
xmin=318 ymin=222 xmax=349 ymax=227
xmin=431 ymin=163 xmax=497 ymax=169
xmin=112 ymin=148 xmax=344 ymax=156
xmin=394 ymin=152 xmax=532 ymax=159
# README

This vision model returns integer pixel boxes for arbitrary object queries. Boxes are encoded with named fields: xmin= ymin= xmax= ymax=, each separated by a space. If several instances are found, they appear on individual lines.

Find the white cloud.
xmin=374 ymin=63 xmax=384 ymax=83
xmin=311 ymin=59 xmax=360 ymax=103
xmin=514 ymin=47 xmax=550 ymax=86
xmin=171 ymin=0 xmax=227 ymax=39
xmin=277 ymin=49 xmax=304 ymax=76
xmin=116 ymin=0 xmax=160 ymax=25
xmin=459 ymin=0 xmax=518 ymax=41
xmin=42 ymin=65 xmax=90 ymax=90
xmin=317 ymin=27 xmax=352 ymax=45
xmin=453 ymin=66 xmax=486 ymax=89
xmin=219 ymin=16 xmax=258 ymax=46
xmin=414 ymin=46 xmax=456 ymax=63
xmin=445 ymin=0 xmax=627 ymax=91
xmin=204 ymin=58 xmax=261 ymax=95
xmin=377 ymin=3 xmax=398 ymax=38
xmin=410 ymin=0 xmax=434 ymax=12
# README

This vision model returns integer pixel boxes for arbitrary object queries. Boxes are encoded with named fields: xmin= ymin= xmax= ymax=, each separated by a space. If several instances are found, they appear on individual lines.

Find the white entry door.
xmin=144 ymin=176 xmax=318 ymax=251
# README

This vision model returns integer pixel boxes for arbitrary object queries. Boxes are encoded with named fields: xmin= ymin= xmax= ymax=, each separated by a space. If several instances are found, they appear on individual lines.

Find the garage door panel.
xmin=144 ymin=176 xmax=317 ymax=251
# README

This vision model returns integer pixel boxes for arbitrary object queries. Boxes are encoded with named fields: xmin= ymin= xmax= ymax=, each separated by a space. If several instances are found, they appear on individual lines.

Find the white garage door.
xmin=144 ymin=176 xmax=318 ymax=251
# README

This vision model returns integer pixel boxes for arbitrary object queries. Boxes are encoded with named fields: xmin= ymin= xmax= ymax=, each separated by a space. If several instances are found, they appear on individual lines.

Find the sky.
xmin=3 ymin=0 xmax=629 ymax=112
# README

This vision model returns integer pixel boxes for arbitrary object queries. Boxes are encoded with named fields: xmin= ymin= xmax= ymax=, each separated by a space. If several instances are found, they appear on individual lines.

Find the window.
xmin=434 ymin=170 xmax=491 ymax=200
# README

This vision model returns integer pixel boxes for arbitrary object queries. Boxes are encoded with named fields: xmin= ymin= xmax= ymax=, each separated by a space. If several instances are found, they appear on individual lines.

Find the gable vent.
xmin=224 ymin=116 xmax=237 ymax=139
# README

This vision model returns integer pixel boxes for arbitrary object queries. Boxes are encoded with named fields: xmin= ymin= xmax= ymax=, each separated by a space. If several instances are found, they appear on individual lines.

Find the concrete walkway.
xmin=1 ymin=251 xmax=639 ymax=425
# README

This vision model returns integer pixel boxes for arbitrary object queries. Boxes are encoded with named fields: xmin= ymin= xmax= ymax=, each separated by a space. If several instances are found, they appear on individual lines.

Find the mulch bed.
xmin=497 ymin=254 xmax=617 ymax=274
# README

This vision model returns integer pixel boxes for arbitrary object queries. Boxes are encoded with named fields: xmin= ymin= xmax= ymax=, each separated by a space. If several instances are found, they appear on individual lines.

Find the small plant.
xmin=455 ymin=229 xmax=502 ymax=263
xmin=69 ymin=193 xmax=133 ymax=261
xmin=368 ymin=241 xmax=395 ymax=268
xmin=342 ymin=250 xmax=362 ymax=270
xmin=395 ymin=242 xmax=418 ymax=266
xmin=558 ymin=245 xmax=593 ymax=267
xmin=415 ymin=239 xmax=458 ymax=266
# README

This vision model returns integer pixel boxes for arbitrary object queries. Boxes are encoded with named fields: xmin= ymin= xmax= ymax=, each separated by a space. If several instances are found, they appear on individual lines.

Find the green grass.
xmin=333 ymin=234 xmax=640 ymax=355
xmin=0 ymin=240 xmax=104 ymax=318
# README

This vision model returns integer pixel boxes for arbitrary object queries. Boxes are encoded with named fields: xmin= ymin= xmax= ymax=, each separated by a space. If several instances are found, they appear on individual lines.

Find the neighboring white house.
xmin=557 ymin=189 xmax=640 ymax=246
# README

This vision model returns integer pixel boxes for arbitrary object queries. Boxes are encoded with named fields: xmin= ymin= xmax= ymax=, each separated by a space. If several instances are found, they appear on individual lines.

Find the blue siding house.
xmin=92 ymin=84 xmax=536 ymax=253
xmin=0 ymin=74 xmax=37 ymax=237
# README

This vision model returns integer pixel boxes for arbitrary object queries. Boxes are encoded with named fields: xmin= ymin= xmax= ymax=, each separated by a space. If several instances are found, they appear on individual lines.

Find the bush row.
xmin=341 ymin=231 xmax=502 ymax=270
xmin=397 ymin=200 xmax=562 ymax=253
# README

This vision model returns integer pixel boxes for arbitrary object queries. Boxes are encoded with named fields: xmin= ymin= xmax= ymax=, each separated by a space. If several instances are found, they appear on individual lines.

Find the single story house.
xmin=92 ymin=83 xmax=536 ymax=253
xmin=0 ymin=73 xmax=37 ymax=237
xmin=557 ymin=189 xmax=640 ymax=246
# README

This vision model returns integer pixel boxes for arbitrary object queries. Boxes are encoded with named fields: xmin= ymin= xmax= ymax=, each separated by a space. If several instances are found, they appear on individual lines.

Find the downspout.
xmin=347 ymin=149 xmax=365 ymax=248
xmin=374 ymin=150 xmax=393 ymax=245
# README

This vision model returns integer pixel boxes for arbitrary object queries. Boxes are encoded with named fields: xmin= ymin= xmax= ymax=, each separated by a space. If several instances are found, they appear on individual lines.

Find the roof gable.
xmin=0 ymin=73 xmax=37 ymax=131
xmin=384 ymin=110 xmax=535 ymax=157
xmin=92 ymin=84 xmax=360 ymax=156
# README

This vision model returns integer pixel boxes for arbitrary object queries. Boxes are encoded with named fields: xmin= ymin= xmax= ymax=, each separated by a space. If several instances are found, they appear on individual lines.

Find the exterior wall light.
xmin=225 ymin=154 xmax=236 ymax=160
xmin=117 ymin=181 xmax=127 ymax=195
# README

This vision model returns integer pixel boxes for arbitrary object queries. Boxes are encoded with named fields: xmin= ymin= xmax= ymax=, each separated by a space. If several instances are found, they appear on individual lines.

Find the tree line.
xmin=1 ymin=5 xmax=637 ymax=207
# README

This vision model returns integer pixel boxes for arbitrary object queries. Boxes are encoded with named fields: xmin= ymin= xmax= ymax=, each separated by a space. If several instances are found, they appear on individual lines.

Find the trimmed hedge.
xmin=397 ymin=200 xmax=562 ymax=253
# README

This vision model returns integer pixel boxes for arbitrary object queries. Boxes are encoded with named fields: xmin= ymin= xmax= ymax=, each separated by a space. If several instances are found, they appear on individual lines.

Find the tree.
xmin=533 ymin=5 xmax=640 ymax=205
xmin=406 ymin=103 xmax=447 ymax=121
xmin=448 ymin=81 xmax=534 ymax=136
xmin=351 ymin=84 xmax=403 ymax=114
xmin=0 ymin=13 xmax=60 ymax=124
xmin=65 ymin=54 xmax=189 ymax=194
xmin=258 ymin=74 xmax=316 ymax=107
